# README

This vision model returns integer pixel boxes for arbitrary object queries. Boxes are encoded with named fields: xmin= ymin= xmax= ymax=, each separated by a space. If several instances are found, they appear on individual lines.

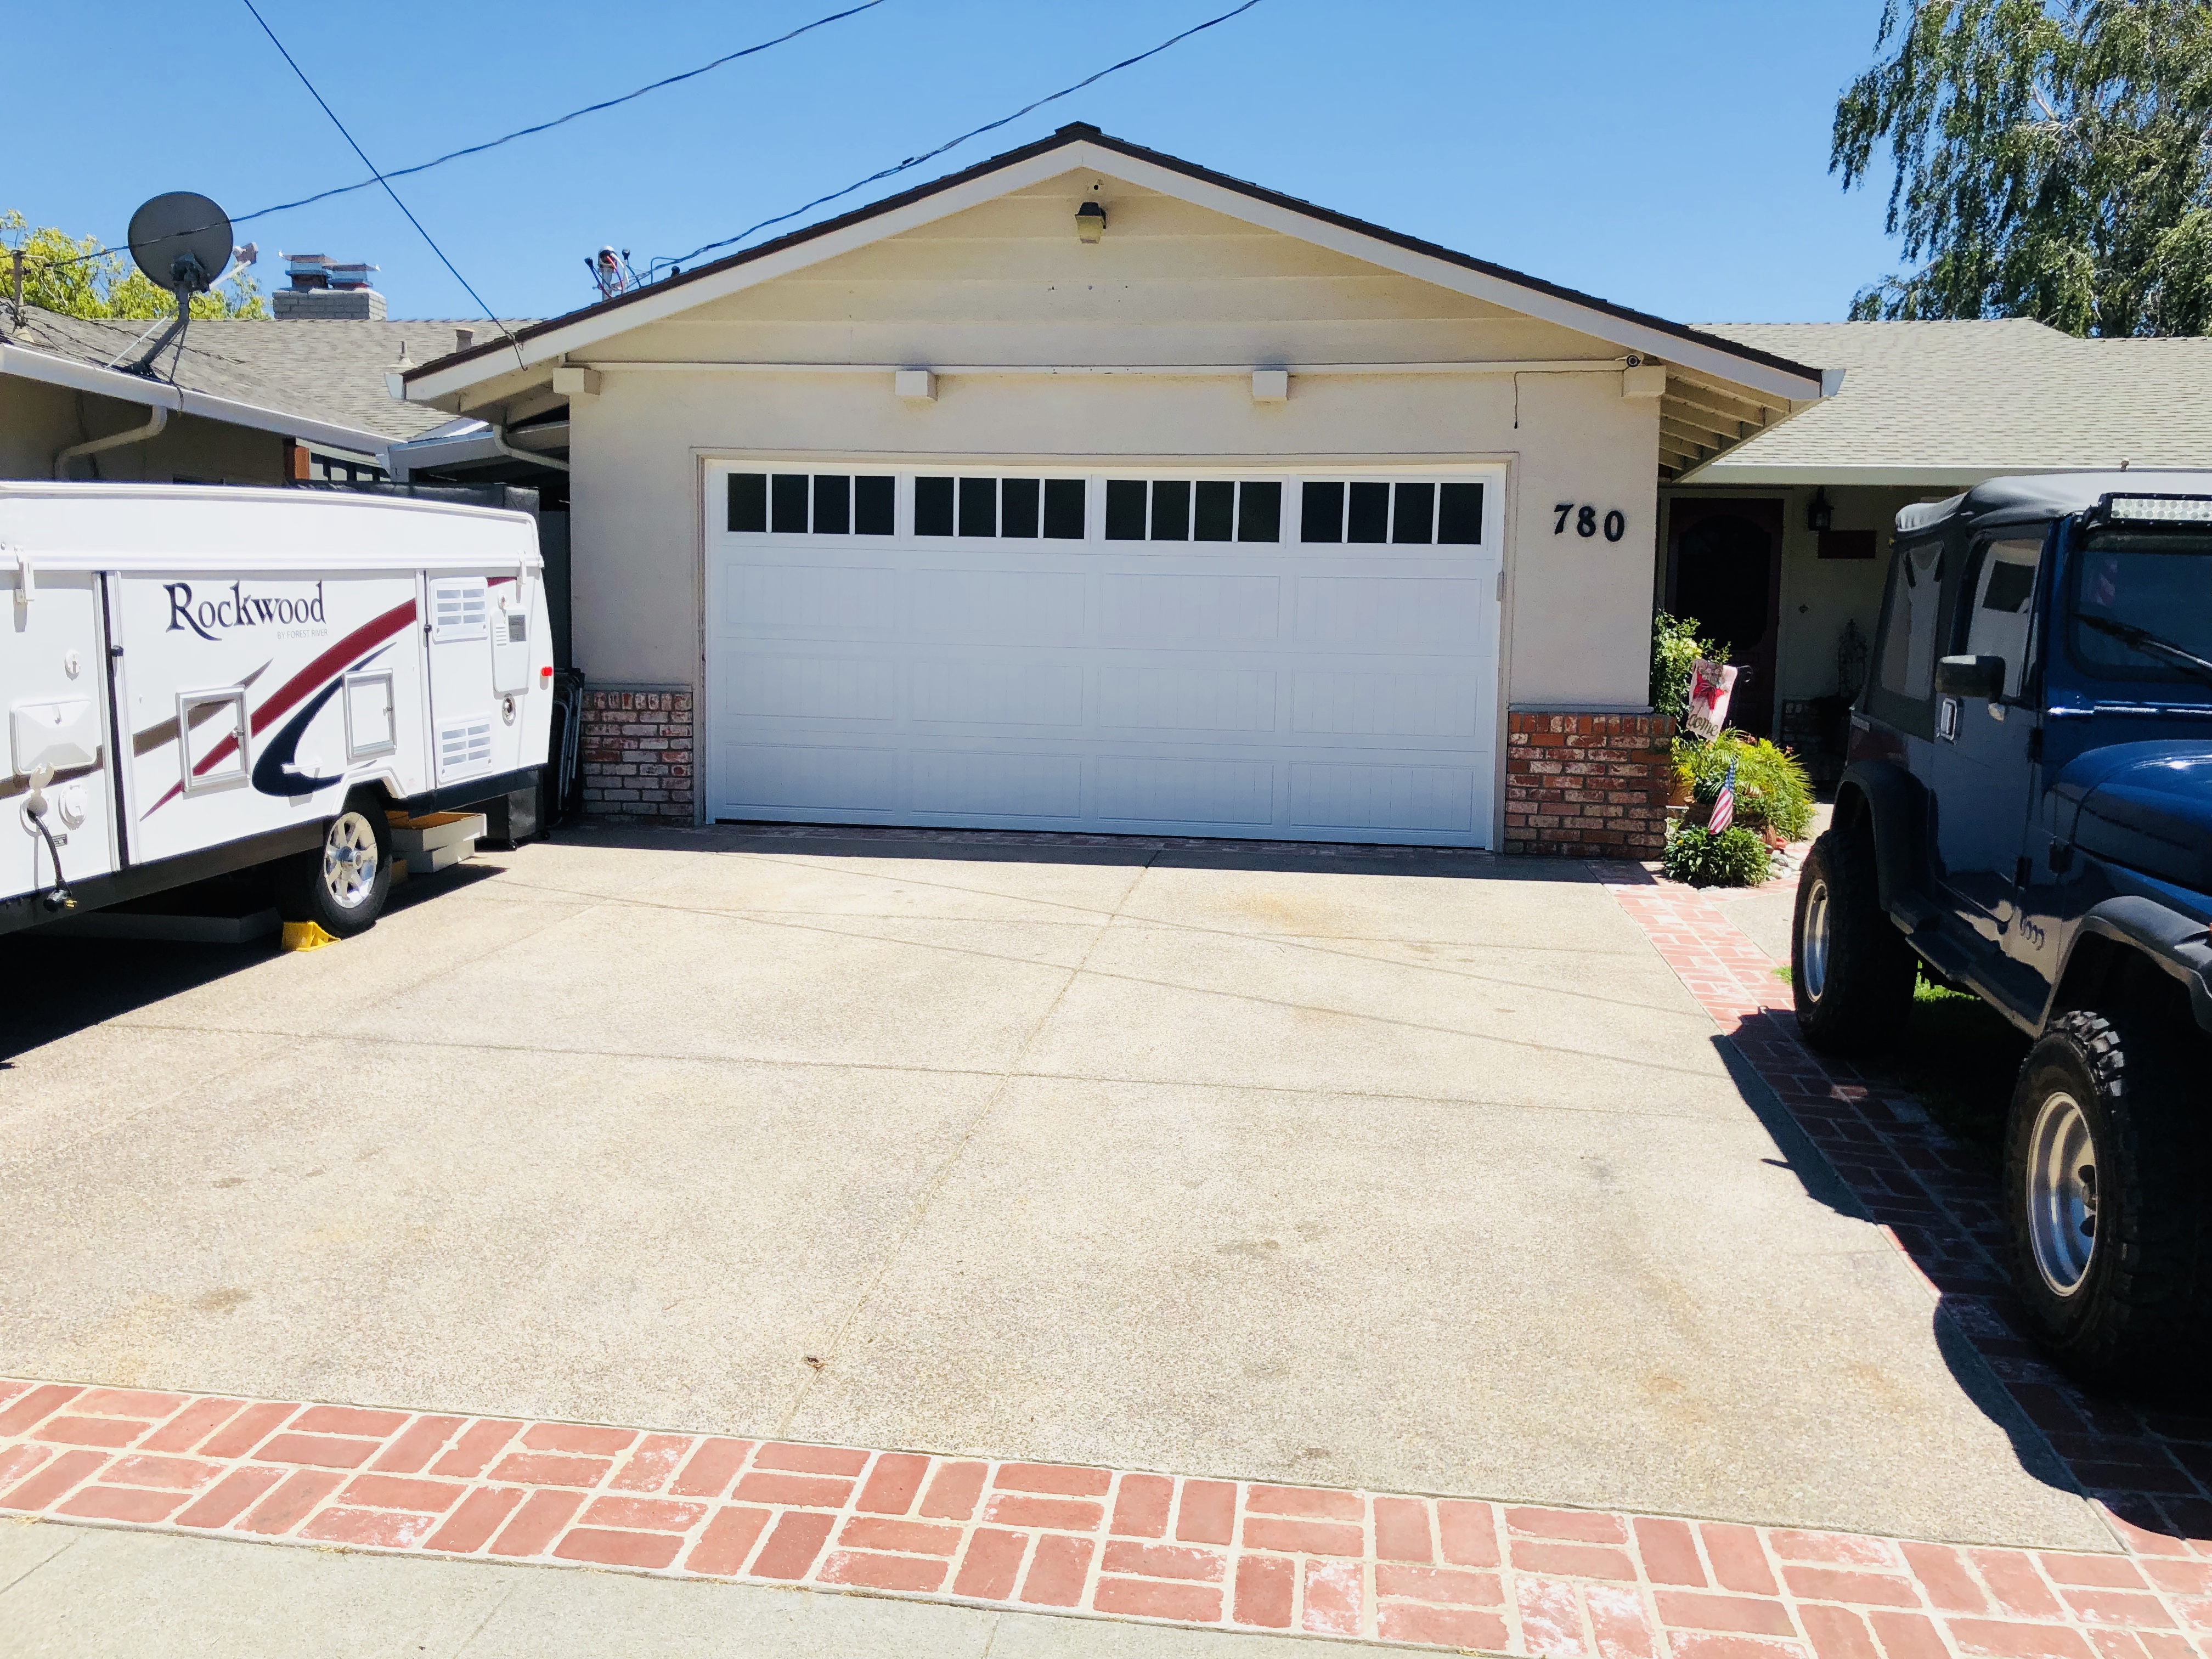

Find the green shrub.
xmin=1673 ymin=731 xmax=1815 ymax=842
xmin=1663 ymin=825 xmax=1775 ymax=887
xmin=1650 ymin=611 xmax=1725 ymax=726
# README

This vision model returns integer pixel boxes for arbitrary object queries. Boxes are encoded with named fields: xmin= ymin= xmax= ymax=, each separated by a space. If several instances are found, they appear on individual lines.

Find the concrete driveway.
xmin=0 ymin=826 xmax=2102 ymax=1553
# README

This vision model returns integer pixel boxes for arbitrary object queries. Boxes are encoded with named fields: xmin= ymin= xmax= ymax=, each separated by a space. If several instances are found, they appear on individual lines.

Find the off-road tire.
xmin=1792 ymin=827 xmax=1917 ymax=1054
xmin=274 ymin=792 xmax=393 ymax=939
xmin=2003 ymin=1008 xmax=2209 ymax=1383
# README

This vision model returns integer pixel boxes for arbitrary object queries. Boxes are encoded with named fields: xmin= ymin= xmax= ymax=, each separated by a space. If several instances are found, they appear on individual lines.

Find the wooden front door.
xmin=1667 ymin=498 xmax=1783 ymax=738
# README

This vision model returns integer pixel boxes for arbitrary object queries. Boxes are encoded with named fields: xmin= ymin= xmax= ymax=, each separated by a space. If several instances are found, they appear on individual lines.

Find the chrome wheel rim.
xmin=1801 ymin=878 xmax=1831 ymax=1001
xmin=2027 ymin=1090 xmax=2098 ymax=1297
xmin=321 ymin=812 xmax=380 ymax=911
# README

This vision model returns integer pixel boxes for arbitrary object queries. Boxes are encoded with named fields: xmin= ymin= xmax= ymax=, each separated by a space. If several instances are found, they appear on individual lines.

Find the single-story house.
xmin=399 ymin=123 xmax=1838 ymax=855
xmin=1655 ymin=320 xmax=2212 ymax=771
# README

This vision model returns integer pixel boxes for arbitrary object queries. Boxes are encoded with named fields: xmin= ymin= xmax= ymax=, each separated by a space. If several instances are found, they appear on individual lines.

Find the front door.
xmin=1669 ymin=498 xmax=1782 ymax=738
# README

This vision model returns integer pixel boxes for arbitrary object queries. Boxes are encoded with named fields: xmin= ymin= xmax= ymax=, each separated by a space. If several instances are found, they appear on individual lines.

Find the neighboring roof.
xmin=1895 ymin=470 xmax=2212 ymax=539
xmin=1680 ymin=321 xmax=2212 ymax=485
xmin=1 ymin=307 xmax=529 ymax=452
xmin=402 ymin=123 xmax=1830 ymax=409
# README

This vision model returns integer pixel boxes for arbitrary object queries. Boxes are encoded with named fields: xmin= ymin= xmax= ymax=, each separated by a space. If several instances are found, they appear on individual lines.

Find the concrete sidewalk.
xmin=1 ymin=1519 xmax=1380 ymax=1659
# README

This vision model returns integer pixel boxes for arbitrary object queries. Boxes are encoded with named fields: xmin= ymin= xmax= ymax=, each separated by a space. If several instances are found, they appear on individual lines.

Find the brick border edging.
xmin=1505 ymin=712 xmax=1674 ymax=860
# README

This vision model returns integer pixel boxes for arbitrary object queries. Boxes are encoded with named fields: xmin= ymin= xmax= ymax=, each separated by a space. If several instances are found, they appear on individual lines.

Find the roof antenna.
xmin=123 ymin=191 xmax=233 ymax=381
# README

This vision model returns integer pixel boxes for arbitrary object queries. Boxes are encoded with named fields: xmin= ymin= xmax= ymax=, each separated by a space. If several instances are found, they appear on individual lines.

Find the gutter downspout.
xmin=493 ymin=424 xmax=567 ymax=472
xmin=53 ymin=402 xmax=170 ymax=479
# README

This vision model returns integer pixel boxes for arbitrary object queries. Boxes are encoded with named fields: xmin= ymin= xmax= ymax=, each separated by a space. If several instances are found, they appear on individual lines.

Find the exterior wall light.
xmin=1807 ymin=488 xmax=1834 ymax=532
xmin=1075 ymin=201 xmax=1108 ymax=244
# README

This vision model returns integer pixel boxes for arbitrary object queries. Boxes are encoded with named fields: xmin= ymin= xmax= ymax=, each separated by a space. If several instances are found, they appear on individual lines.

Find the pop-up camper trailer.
xmin=2 ymin=483 xmax=551 ymax=939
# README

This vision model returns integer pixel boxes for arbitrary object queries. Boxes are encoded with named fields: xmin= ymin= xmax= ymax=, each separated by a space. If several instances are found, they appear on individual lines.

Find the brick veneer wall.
xmin=1503 ymin=710 xmax=1675 ymax=859
xmin=580 ymin=686 xmax=694 ymax=823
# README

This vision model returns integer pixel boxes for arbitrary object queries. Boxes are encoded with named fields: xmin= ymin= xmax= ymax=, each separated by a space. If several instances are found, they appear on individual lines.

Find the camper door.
xmin=425 ymin=574 xmax=500 ymax=788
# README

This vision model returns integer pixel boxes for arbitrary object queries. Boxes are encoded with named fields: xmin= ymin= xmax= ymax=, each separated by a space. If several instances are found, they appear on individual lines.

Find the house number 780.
xmin=1554 ymin=503 xmax=1627 ymax=542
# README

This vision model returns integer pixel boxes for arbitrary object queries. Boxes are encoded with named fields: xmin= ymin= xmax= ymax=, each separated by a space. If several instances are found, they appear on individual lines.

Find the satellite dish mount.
xmin=124 ymin=193 xmax=234 ymax=380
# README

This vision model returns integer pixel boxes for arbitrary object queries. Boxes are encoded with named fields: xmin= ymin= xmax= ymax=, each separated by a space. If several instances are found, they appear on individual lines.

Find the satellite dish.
xmin=127 ymin=192 xmax=233 ymax=295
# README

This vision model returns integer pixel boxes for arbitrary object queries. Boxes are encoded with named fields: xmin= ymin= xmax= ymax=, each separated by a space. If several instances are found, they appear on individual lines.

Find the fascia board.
xmin=1675 ymin=461 xmax=2058 ymax=487
xmin=1 ymin=340 xmax=390 ymax=453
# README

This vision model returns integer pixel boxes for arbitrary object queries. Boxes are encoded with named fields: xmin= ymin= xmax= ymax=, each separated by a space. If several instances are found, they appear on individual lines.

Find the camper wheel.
xmin=277 ymin=793 xmax=393 ymax=937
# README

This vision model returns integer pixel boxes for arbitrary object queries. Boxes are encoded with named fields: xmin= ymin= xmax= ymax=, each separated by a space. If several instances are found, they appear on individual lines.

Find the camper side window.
xmin=178 ymin=688 xmax=250 ymax=795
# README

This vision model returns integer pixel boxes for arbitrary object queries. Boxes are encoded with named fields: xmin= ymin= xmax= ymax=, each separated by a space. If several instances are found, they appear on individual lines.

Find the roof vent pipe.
xmin=455 ymin=326 xmax=475 ymax=354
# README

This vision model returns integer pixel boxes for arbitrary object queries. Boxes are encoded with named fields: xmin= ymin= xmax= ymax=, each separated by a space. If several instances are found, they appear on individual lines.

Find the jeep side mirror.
xmin=1935 ymin=654 xmax=2005 ymax=699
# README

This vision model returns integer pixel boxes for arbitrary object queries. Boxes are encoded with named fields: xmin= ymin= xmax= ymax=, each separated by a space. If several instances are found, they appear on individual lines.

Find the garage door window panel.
xmin=727 ymin=471 xmax=893 ymax=536
xmin=1301 ymin=479 xmax=1482 ymax=546
xmin=1104 ymin=479 xmax=1283 ymax=544
xmin=916 ymin=476 xmax=1086 ymax=540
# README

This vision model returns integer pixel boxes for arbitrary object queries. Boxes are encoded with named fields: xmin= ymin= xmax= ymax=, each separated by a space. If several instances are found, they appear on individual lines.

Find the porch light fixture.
xmin=1075 ymin=201 xmax=1108 ymax=244
xmin=1807 ymin=488 xmax=1834 ymax=533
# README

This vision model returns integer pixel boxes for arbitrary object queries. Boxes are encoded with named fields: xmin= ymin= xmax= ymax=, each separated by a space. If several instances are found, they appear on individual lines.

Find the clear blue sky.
xmin=10 ymin=1 xmax=1906 ymax=328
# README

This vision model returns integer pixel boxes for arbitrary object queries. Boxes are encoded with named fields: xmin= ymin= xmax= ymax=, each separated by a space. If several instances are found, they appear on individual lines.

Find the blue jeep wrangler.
xmin=1792 ymin=473 xmax=2212 ymax=1381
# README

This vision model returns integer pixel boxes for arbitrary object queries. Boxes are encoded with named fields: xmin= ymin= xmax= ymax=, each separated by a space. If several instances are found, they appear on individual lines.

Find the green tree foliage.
xmin=1832 ymin=1 xmax=2212 ymax=335
xmin=2 ymin=211 xmax=267 ymax=320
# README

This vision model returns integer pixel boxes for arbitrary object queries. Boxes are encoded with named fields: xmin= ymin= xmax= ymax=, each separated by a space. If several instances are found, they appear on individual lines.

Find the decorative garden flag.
xmin=1686 ymin=659 xmax=1737 ymax=741
xmin=1709 ymin=759 xmax=1738 ymax=836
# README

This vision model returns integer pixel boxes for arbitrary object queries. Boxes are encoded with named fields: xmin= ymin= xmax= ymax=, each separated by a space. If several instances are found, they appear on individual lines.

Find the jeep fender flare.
xmin=1835 ymin=760 xmax=1928 ymax=919
xmin=2063 ymin=897 xmax=2212 ymax=1037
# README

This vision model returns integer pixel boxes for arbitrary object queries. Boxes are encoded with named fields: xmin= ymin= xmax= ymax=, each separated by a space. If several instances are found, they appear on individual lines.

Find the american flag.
xmin=1709 ymin=759 xmax=1737 ymax=836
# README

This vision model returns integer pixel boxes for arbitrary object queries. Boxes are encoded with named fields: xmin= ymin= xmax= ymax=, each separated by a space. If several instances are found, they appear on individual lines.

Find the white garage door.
xmin=703 ymin=462 xmax=1504 ymax=846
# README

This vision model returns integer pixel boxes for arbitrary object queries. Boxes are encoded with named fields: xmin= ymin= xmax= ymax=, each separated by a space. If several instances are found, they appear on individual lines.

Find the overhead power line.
xmin=646 ymin=0 xmax=1265 ymax=279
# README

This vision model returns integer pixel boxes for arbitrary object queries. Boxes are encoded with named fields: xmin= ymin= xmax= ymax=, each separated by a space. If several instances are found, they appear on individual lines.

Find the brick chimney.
xmin=274 ymin=252 xmax=387 ymax=320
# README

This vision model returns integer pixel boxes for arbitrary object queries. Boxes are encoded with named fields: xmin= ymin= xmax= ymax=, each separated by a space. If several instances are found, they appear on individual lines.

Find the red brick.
xmin=488 ymin=1489 xmax=584 ymax=1558
xmin=606 ymin=1432 xmax=694 ymax=1494
xmin=1705 ymin=1525 xmax=1781 ymax=1595
xmin=735 ymin=1471 xmax=853 ymax=1509
xmin=368 ymin=1415 xmax=465 ymax=1475
xmin=1305 ymin=1559 xmax=1364 ymax=1636
xmin=0 ymin=1444 xmax=51 ymax=1496
xmin=3 ymin=1446 xmax=102 ymax=1512
xmin=176 ymin=1467 xmax=286 ymax=1529
xmin=1102 ymin=1540 xmax=1227 ymax=1582
xmin=752 ymin=1442 xmax=868 ymax=1477
xmin=984 ymin=1493 xmax=1103 ymax=1532
xmin=58 ymin=1485 xmax=190 ymax=1523
xmin=919 ymin=1460 xmax=988 ymax=1521
xmin=1902 ymin=1542 xmax=1990 ymax=1613
xmin=338 ymin=1474 xmax=465 ymax=1513
xmin=2142 ymin=1560 xmax=2212 ymax=1596
xmin=1094 ymin=1578 xmax=1222 ymax=1621
xmin=1971 ymin=1552 xmax=2066 ymax=1620
xmin=521 ymin=1423 xmax=637 ymax=1458
xmin=1667 ymin=1636 xmax=1810 ymax=1659
xmin=424 ymin=1486 xmax=524 ymax=1554
xmin=0 ymin=1385 xmax=81 ymax=1435
xmin=1591 ymin=1582 xmax=1663 ymax=1659
xmin=818 ymin=1550 xmax=949 ymax=1592
xmin=2061 ymin=1589 xmax=2177 ymax=1629
xmin=1375 ymin=1496 xmax=1434 ymax=1563
xmin=667 ymin=1437 xmax=751 ymax=1499
xmin=1111 ymin=1472 xmax=1173 ymax=1539
xmin=238 ymin=1469 xmax=345 ymax=1535
xmin=684 ymin=1505 xmax=771 ymax=1577
xmin=953 ymin=1527 xmax=1028 ymax=1599
xmin=1946 ymin=1621 xmax=2098 ymax=1659
xmin=75 ymin=1389 xmax=188 ymax=1419
xmin=34 ymin=1415 xmax=152 ymax=1448
xmin=2089 ymin=1633 xmax=2152 ymax=1659
xmin=138 ymin=1398 xmax=247 ymax=1455
xmin=301 ymin=1508 xmax=443 ymax=1549
xmin=1380 ymin=1604 xmax=1512 ymax=1649
xmin=256 ymin=1432 xmax=381 ymax=1471
xmin=581 ymin=1495 xmax=707 ymax=1533
xmin=1801 ymin=1605 xmax=1883 ymax=1659
xmin=1375 ymin=1563 xmax=1503 ymax=1606
xmin=1782 ymin=1567 xmax=1926 ymax=1607
xmin=1659 ymin=1591 xmax=1801 ymax=1636
xmin=1439 ymin=1499 xmax=1502 ymax=1567
xmin=198 ymin=1401 xmax=297 ymax=1459
xmin=1639 ymin=1516 xmax=1709 ymax=1586
xmin=1773 ymin=1531 xmax=1899 ymax=1567
xmin=1520 ymin=1574 xmax=1592 ymax=1658
xmin=291 ymin=1406 xmax=409 ymax=1439
xmin=855 ymin=1452 xmax=929 ymax=1515
xmin=839 ymin=1515 xmax=963 ymax=1556
xmin=2136 ymin=1635 xmax=2199 ymax=1659
xmin=752 ymin=1510 xmax=836 ymax=1580
xmin=1248 ymin=1482 xmax=1362 ymax=1521
xmin=430 ymin=1420 xmax=520 ymax=1480
xmin=1020 ymin=1534 xmax=1094 ymax=1607
xmin=101 ymin=1455 xmax=223 ymax=1491
xmin=1509 ymin=1505 xmax=1629 ymax=1542
xmin=995 ymin=1462 xmax=1111 ymax=1498
xmin=2042 ymin=1556 xmax=2149 ymax=1591
xmin=1513 ymin=1539 xmax=1642 ymax=1581
xmin=1234 ymin=1554 xmax=1295 ymax=1629
xmin=1245 ymin=1516 xmax=1365 ymax=1557
xmin=1176 ymin=1480 xmax=1237 ymax=1546
xmin=488 ymin=1453 xmax=611 ymax=1489
xmin=555 ymin=1527 xmax=685 ymax=1570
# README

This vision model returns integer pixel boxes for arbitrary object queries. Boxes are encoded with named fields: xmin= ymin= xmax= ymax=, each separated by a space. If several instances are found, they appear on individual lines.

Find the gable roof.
xmin=402 ymin=124 xmax=1830 ymax=409
xmin=1679 ymin=320 xmax=2212 ymax=484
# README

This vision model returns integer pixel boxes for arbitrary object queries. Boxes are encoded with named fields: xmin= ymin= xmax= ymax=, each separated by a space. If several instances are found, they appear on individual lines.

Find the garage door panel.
xmin=726 ymin=742 xmax=900 ymax=811
xmin=1096 ymin=666 xmax=1277 ymax=733
xmin=1296 ymin=577 xmax=1488 ymax=651
xmin=911 ymin=751 xmax=1084 ymax=817
xmin=1093 ymin=756 xmax=1275 ymax=825
xmin=725 ymin=653 xmax=899 ymax=722
xmin=909 ymin=569 xmax=1086 ymax=645
xmin=734 ymin=565 xmax=900 ymax=635
xmin=911 ymin=659 xmax=1085 ymax=727
xmin=1099 ymin=573 xmax=1280 ymax=645
xmin=1288 ymin=760 xmax=1479 ymax=833
xmin=1292 ymin=670 xmax=1481 ymax=738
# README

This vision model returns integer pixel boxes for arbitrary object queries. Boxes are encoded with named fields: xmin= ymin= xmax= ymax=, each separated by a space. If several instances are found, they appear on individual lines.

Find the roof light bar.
xmin=2103 ymin=494 xmax=2212 ymax=524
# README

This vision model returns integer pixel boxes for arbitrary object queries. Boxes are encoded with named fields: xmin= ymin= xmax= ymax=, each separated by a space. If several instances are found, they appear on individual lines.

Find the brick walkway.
xmin=8 ymin=862 xmax=2212 ymax=1655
